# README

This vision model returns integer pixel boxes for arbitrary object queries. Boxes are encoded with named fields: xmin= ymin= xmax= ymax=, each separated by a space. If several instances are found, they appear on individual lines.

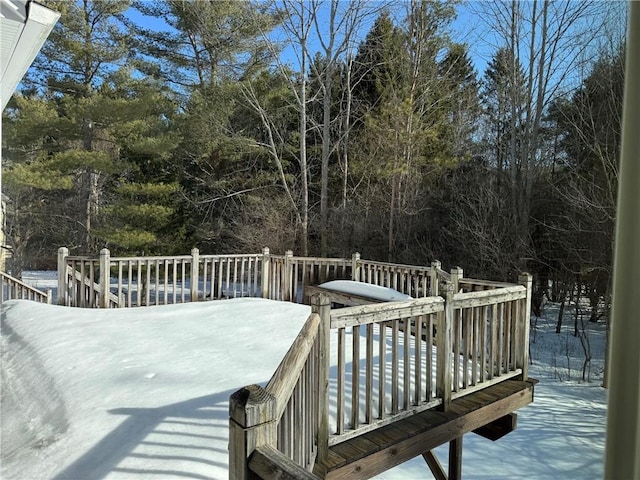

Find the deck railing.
xmin=229 ymin=308 xmax=329 ymax=480
xmin=353 ymin=257 xmax=439 ymax=297
xmin=50 ymin=247 xmax=533 ymax=477
xmin=57 ymin=248 xmax=450 ymax=308
xmin=58 ymin=248 xmax=267 ymax=308
xmin=328 ymin=295 xmax=446 ymax=443
xmin=48 ymin=246 xmax=533 ymax=477
xmin=274 ymin=253 xmax=352 ymax=302
xmin=0 ymin=271 xmax=52 ymax=304
xmin=230 ymin=273 xmax=532 ymax=478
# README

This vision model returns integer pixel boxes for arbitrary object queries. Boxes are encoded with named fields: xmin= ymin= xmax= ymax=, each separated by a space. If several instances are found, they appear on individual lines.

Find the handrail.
xmin=328 ymin=295 xmax=445 ymax=443
xmin=354 ymin=256 xmax=433 ymax=297
xmin=436 ymin=267 xmax=451 ymax=282
xmin=355 ymin=258 xmax=431 ymax=271
xmin=266 ymin=313 xmax=320 ymax=420
xmin=57 ymin=247 xmax=447 ymax=308
xmin=459 ymin=277 xmax=518 ymax=290
xmin=447 ymin=279 xmax=531 ymax=401
xmin=229 ymin=311 xmax=327 ymax=479
xmin=452 ymin=285 xmax=526 ymax=308
xmin=329 ymin=296 xmax=444 ymax=328
xmin=0 ymin=271 xmax=51 ymax=304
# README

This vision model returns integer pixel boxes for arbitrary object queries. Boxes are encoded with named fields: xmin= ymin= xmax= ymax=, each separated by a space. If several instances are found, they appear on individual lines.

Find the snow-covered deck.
xmin=1 ymin=298 xmax=310 ymax=479
xmin=0 ymin=291 xmax=608 ymax=479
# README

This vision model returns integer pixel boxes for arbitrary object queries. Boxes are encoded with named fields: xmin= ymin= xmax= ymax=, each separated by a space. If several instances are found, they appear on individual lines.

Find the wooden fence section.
xmin=230 ymin=274 xmax=533 ymax=479
xmin=52 ymin=246 xmax=533 ymax=477
xmin=201 ymin=253 xmax=264 ymax=300
xmin=229 ymin=296 xmax=335 ymax=480
xmin=0 ymin=271 xmax=51 ymax=304
xmin=271 ymin=253 xmax=352 ymax=302
xmin=449 ymin=280 xmax=531 ymax=400
xmin=229 ymin=309 xmax=329 ymax=480
xmin=352 ymin=257 xmax=442 ymax=297
xmin=58 ymin=247 xmax=266 ymax=308
xmin=58 ymin=248 xmax=447 ymax=308
xmin=328 ymin=296 xmax=445 ymax=444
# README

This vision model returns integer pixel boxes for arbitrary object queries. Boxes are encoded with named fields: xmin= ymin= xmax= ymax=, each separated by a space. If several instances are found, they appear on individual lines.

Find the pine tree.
xmin=127 ymin=0 xmax=284 ymax=252
xmin=438 ymin=43 xmax=480 ymax=161
xmin=481 ymin=47 xmax=527 ymax=182
xmin=348 ymin=3 xmax=458 ymax=261
xmin=2 ymin=0 xmax=182 ymax=266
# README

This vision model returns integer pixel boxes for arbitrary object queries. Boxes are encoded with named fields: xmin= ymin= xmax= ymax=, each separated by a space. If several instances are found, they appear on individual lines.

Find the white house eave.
xmin=0 ymin=0 xmax=60 ymax=111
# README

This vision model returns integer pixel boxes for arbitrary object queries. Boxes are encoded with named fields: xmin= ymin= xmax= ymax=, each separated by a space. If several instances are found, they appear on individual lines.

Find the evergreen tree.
xmin=129 ymin=0 xmax=279 ymax=92
xmin=481 ymin=47 xmax=527 ymax=181
xmin=127 ymin=0 xmax=284 ymax=252
xmin=2 ymin=0 xmax=183 ymax=266
xmin=438 ymin=43 xmax=480 ymax=161
xmin=352 ymin=12 xmax=407 ymax=116
xmin=348 ymin=3 xmax=458 ymax=261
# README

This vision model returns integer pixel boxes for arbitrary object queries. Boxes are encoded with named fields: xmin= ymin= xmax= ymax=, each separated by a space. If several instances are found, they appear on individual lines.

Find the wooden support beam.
xmin=249 ymin=445 xmax=321 ymax=480
xmin=422 ymin=451 xmax=447 ymax=480
xmin=473 ymin=413 xmax=518 ymax=441
xmin=449 ymin=437 xmax=462 ymax=480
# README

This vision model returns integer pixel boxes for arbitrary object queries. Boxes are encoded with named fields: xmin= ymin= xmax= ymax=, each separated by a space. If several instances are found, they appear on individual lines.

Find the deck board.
xmin=320 ymin=379 xmax=536 ymax=480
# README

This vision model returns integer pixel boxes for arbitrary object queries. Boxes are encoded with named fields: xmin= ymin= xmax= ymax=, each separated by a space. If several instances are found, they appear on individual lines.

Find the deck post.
xmin=57 ymin=247 xmax=69 ymax=306
xmin=190 ymin=248 xmax=199 ymax=302
xmin=99 ymin=248 xmax=110 ymax=308
xmin=284 ymin=250 xmax=293 ymax=301
xmin=229 ymin=384 xmax=277 ymax=480
xmin=352 ymin=252 xmax=361 ymax=281
xmin=450 ymin=267 xmax=463 ymax=293
xmin=437 ymin=282 xmax=454 ymax=411
xmin=430 ymin=261 xmax=440 ymax=296
xmin=449 ymin=436 xmax=463 ymax=480
xmin=518 ymin=273 xmax=533 ymax=380
xmin=311 ymin=292 xmax=331 ymax=475
xmin=261 ymin=247 xmax=270 ymax=299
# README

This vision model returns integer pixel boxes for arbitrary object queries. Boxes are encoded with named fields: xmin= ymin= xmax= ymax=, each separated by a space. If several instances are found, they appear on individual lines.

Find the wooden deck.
xmin=317 ymin=379 xmax=537 ymax=479
xmin=231 ymin=274 xmax=534 ymax=480
xmin=53 ymin=248 xmax=535 ymax=479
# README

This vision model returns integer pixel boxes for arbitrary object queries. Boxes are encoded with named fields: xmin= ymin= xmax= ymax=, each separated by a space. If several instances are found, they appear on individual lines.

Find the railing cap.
xmin=229 ymin=384 xmax=276 ymax=428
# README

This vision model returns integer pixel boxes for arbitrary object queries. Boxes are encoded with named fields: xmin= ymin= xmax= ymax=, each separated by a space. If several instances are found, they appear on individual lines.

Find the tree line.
xmin=2 ymin=0 xmax=625 ymax=322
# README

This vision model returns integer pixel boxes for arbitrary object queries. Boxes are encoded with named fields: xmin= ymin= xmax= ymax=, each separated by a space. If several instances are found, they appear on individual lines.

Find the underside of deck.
xmin=315 ymin=379 xmax=537 ymax=480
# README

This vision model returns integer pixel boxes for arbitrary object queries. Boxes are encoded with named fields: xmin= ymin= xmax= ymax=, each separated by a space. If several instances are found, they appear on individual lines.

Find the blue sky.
xmin=124 ymin=1 xmax=496 ymax=79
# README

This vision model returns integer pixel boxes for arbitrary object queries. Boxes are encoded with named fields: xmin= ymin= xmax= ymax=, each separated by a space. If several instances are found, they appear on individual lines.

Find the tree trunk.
xmin=300 ymin=54 xmax=309 ymax=257
xmin=555 ymin=297 xmax=565 ymax=334
xmin=320 ymin=67 xmax=332 ymax=257
xmin=319 ymin=0 xmax=337 ymax=258
xmin=85 ymin=171 xmax=100 ymax=253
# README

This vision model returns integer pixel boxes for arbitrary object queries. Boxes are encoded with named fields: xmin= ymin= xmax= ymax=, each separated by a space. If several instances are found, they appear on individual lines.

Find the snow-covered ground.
xmin=1 ymin=280 xmax=607 ymax=479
